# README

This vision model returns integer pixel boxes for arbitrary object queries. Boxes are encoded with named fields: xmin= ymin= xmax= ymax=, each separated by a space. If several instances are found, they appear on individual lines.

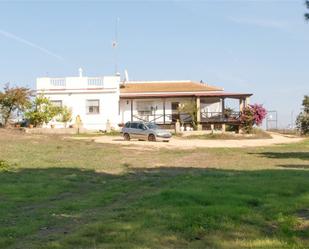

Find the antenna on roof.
xmin=124 ymin=69 xmax=129 ymax=82
xmin=112 ymin=17 xmax=120 ymax=76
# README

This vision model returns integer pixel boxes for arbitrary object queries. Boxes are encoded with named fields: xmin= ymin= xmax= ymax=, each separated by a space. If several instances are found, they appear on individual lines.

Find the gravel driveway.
xmin=92 ymin=133 xmax=303 ymax=149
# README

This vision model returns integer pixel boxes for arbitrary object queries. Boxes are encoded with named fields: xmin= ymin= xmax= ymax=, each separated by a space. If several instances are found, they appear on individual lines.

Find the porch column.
xmin=221 ymin=97 xmax=225 ymax=118
xmin=222 ymin=123 xmax=226 ymax=133
xmin=130 ymin=99 xmax=133 ymax=122
xmin=196 ymin=96 xmax=202 ymax=130
xmin=163 ymin=98 xmax=166 ymax=124
xmin=239 ymin=98 xmax=245 ymax=112
xmin=245 ymin=96 xmax=250 ymax=106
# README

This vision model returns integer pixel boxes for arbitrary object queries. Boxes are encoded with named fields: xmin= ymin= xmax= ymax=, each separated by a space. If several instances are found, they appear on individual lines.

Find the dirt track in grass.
xmin=90 ymin=133 xmax=304 ymax=149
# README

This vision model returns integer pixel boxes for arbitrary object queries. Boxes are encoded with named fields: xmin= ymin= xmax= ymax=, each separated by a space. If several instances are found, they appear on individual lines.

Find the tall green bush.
xmin=25 ymin=94 xmax=61 ymax=127
xmin=57 ymin=106 xmax=72 ymax=128
xmin=296 ymin=95 xmax=309 ymax=135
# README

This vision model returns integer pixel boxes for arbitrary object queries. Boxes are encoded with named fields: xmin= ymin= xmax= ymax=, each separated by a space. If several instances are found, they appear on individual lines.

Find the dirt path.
xmin=92 ymin=133 xmax=304 ymax=149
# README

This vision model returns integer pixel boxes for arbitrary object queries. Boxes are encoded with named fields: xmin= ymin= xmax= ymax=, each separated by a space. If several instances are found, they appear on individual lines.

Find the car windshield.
xmin=146 ymin=123 xmax=160 ymax=130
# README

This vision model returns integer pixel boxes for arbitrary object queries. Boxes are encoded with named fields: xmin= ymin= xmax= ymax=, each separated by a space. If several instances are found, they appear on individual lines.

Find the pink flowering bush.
xmin=240 ymin=104 xmax=267 ymax=133
xmin=251 ymin=104 xmax=267 ymax=125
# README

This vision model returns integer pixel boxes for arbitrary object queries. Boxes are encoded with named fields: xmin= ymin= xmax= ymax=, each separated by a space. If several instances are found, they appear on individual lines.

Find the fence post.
xmin=130 ymin=99 xmax=133 ymax=122
xmin=163 ymin=99 xmax=166 ymax=124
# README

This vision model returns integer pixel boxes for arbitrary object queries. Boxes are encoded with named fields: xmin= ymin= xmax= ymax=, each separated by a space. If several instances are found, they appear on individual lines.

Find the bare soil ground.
xmin=91 ymin=132 xmax=304 ymax=149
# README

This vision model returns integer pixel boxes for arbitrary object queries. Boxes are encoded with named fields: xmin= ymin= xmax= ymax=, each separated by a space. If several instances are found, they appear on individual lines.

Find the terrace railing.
xmin=201 ymin=111 xmax=241 ymax=123
xmin=87 ymin=77 xmax=104 ymax=87
xmin=50 ymin=78 xmax=66 ymax=87
xmin=132 ymin=111 xmax=241 ymax=125
xmin=132 ymin=113 xmax=192 ymax=124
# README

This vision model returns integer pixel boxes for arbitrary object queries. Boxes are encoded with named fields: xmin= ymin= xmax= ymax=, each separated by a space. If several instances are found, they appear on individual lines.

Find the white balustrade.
xmin=50 ymin=78 xmax=66 ymax=87
xmin=87 ymin=77 xmax=104 ymax=87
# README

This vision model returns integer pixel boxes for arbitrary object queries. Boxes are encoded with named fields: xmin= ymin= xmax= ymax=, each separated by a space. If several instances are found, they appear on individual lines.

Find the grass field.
xmin=0 ymin=130 xmax=308 ymax=249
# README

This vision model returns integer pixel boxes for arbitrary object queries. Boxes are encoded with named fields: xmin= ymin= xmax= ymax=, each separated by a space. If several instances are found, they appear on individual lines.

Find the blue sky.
xmin=0 ymin=0 xmax=308 ymax=127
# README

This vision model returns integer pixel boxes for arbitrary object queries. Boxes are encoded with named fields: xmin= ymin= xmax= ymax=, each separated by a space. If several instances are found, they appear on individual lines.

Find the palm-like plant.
xmin=57 ymin=106 xmax=72 ymax=128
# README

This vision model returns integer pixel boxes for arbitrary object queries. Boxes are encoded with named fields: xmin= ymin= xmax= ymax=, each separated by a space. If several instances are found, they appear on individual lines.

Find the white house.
xmin=36 ymin=69 xmax=121 ymax=130
xmin=36 ymin=70 xmax=252 ymax=131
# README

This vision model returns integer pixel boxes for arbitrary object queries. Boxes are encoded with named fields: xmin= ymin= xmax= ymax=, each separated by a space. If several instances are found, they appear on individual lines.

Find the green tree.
xmin=57 ymin=106 xmax=72 ymax=128
xmin=25 ymin=94 xmax=61 ymax=127
xmin=296 ymin=95 xmax=309 ymax=135
xmin=305 ymin=1 xmax=309 ymax=20
xmin=0 ymin=84 xmax=31 ymax=127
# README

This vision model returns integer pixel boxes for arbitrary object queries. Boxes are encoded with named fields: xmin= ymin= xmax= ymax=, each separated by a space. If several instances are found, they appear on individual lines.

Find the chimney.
xmin=78 ymin=67 xmax=83 ymax=77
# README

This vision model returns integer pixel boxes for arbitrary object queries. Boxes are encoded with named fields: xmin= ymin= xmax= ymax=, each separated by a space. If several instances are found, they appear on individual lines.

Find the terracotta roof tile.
xmin=120 ymin=92 xmax=253 ymax=99
xmin=120 ymin=81 xmax=223 ymax=94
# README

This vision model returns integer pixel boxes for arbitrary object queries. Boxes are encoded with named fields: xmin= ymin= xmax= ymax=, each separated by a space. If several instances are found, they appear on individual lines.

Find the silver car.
xmin=121 ymin=121 xmax=172 ymax=142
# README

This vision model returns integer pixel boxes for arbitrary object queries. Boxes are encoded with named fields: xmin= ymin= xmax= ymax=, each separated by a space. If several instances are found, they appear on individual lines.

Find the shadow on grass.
xmin=276 ymin=164 xmax=309 ymax=169
xmin=1 ymin=167 xmax=309 ymax=249
xmin=250 ymin=152 xmax=309 ymax=161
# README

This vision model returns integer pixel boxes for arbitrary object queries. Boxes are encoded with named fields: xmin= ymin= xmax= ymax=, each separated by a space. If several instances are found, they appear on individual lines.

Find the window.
xmin=136 ymin=101 xmax=156 ymax=115
xmin=86 ymin=99 xmax=100 ymax=114
xmin=138 ymin=123 xmax=146 ymax=130
xmin=125 ymin=122 xmax=130 ymax=128
xmin=146 ymin=123 xmax=159 ymax=130
xmin=51 ymin=100 xmax=62 ymax=107
xmin=172 ymin=102 xmax=180 ymax=122
xmin=130 ymin=122 xmax=138 ymax=129
xmin=171 ymin=102 xmax=179 ymax=113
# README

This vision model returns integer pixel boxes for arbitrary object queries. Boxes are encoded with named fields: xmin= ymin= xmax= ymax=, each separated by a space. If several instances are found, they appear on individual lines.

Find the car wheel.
xmin=148 ymin=134 xmax=156 ymax=142
xmin=124 ymin=133 xmax=130 ymax=141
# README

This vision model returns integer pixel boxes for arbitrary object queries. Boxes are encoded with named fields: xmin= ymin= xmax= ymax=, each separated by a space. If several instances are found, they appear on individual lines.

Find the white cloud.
xmin=0 ymin=29 xmax=65 ymax=61
xmin=229 ymin=17 xmax=290 ymax=31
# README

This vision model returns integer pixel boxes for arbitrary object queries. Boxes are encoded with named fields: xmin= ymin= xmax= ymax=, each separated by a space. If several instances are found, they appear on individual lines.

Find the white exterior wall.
xmin=36 ymin=75 xmax=120 ymax=130
xmin=45 ymin=92 xmax=119 ymax=130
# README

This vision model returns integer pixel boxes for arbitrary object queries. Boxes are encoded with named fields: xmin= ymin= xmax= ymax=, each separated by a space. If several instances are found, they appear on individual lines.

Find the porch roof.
xmin=120 ymin=92 xmax=253 ymax=99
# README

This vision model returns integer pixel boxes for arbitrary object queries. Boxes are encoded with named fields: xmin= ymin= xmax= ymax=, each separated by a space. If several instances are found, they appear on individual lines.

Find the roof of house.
xmin=120 ymin=80 xmax=223 ymax=94
xmin=119 ymin=80 xmax=252 ymax=99
xmin=120 ymin=92 xmax=253 ymax=99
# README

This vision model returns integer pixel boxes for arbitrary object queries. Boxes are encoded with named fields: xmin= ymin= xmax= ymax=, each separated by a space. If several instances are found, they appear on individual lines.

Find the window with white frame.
xmin=136 ymin=101 xmax=156 ymax=116
xmin=51 ymin=100 xmax=62 ymax=107
xmin=86 ymin=99 xmax=100 ymax=114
